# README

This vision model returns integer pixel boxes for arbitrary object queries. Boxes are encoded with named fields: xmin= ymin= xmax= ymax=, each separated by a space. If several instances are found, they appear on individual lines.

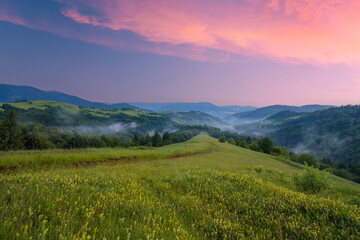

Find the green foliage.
xmin=272 ymin=146 xmax=283 ymax=156
xmin=294 ymin=166 xmax=331 ymax=194
xmin=162 ymin=131 xmax=173 ymax=145
xmin=258 ymin=136 xmax=274 ymax=154
xmin=0 ymin=111 xmax=24 ymax=150
xmin=270 ymin=105 xmax=360 ymax=167
xmin=145 ymin=133 xmax=152 ymax=147
xmin=152 ymin=131 xmax=163 ymax=147
xmin=219 ymin=135 xmax=226 ymax=143
xmin=132 ymin=133 xmax=140 ymax=146
xmin=249 ymin=141 xmax=260 ymax=151
xmin=297 ymin=153 xmax=320 ymax=168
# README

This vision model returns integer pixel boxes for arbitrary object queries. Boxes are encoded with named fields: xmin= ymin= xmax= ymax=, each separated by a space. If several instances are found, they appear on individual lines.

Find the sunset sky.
xmin=1 ymin=0 xmax=360 ymax=107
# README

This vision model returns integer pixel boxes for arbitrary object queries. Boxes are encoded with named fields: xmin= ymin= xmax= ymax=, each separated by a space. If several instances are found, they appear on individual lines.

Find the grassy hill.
xmin=1 ymin=134 xmax=359 ymax=239
xmin=0 ymin=100 xmax=225 ymax=132
xmin=0 ymin=84 xmax=137 ymax=109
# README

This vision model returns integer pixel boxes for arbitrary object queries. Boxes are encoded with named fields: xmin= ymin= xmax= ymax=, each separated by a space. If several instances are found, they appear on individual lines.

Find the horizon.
xmin=1 ymin=83 xmax=340 ymax=109
xmin=1 ymin=0 xmax=360 ymax=106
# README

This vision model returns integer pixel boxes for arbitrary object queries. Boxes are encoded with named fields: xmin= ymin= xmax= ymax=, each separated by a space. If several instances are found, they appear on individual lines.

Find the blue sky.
xmin=1 ymin=0 xmax=360 ymax=107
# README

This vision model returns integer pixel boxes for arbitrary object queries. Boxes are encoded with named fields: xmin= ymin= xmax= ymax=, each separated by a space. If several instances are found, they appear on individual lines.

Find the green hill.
xmin=231 ymin=104 xmax=332 ymax=123
xmin=243 ymin=106 xmax=360 ymax=167
xmin=0 ymin=100 xmax=225 ymax=132
xmin=0 ymin=84 xmax=137 ymax=109
xmin=1 ymin=134 xmax=359 ymax=239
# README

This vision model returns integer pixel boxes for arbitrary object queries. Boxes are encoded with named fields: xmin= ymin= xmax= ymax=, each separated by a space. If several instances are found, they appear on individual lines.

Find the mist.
xmin=64 ymin=122 xmax=137 ymax=135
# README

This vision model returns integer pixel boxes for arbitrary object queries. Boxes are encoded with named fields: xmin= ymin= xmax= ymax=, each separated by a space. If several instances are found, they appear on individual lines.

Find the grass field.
xmin=1 ymin=134 xmax=359 ymax=239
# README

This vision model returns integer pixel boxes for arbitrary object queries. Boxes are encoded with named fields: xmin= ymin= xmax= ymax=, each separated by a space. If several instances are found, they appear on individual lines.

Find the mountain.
xmin=0 ymin=84 xmax=137 ymax=109
xmin=231 ymin=104 xmax=332 ymax=123
xmin=237 ymin=106 xmax=360 ymax=170
xmin=128 ymin=102 xmax=256 ymax=119
xmin=0 ymin=100 xmax=226 ymax=133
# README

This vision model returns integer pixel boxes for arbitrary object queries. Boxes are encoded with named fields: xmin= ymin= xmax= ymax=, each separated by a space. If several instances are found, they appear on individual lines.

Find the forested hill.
xmin=0 ymin=84 xmax=137 ymax=109
xmin=231 ymin=104 xmax=332 ymax=122
xmin=0 ymin=100 xmax=226 ymax=133
xmin=270 ymin=105 xmax=360 ymax=166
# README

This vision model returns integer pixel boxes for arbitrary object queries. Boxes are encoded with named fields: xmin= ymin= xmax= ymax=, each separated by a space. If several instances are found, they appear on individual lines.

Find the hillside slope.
xmin=270 ymin=105 xmax=360 ymax=164
xmin=1 ymin=134 xmax=359 ymax=239
xmin=236 ymin=106 xmax=360 ymax=168
xmin=0 ymin=84 xmax=137 ymax=109
xmin=129 ymin=102 xmax=256 ymax=119
xmin=0 ymin=100 xmax=225 ymax=132
xmin=231 ymin=104 xmax=332 ymax=123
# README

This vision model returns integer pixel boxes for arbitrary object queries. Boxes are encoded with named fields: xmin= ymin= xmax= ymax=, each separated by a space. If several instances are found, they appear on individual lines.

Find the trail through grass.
xmin=1 ymin=134 xmax=359 ymax=239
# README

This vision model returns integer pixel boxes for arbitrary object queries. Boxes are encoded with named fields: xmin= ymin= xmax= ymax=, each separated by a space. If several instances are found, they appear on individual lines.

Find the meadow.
xmin=1 ymin=134 xmax=360 ymax=239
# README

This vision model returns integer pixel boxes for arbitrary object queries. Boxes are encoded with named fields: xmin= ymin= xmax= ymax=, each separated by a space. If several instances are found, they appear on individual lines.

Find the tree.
xmin=227 ymin=138 xmax=236 ymax=145
xmin=152 ymin=131 xmax=163 ymax=147
xmin=162 ymin=131 xmax=173 ymax=145
xmin=132 ymin=133 xmax=140 ymax=146
xmin=238 ymin=140 xmax=248 ymax=148
xmin=248 ymin=141 xmax=260 ymax=151
xmin=22 ymin=125 xmax=54 ymax=150
xmin=145 ymin=133 xmax=152 ymax=147
xmin=297 ymin=153 xmax=320 ymax=168
xmin=258 ymin=136 xmax=274 ymax=154
xmin=219 ymin=136 xmax=226 ymax=143
xmin=89 ymin=136 xmax=107 ymax=148
xmin=272 ymin=146 xmax=283 ymax=156
xmin=0 ymin=111 xmax=24 ymax=150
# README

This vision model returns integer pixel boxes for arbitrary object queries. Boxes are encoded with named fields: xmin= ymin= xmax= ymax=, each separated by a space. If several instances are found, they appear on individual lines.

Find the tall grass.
xmin=0 ymin=135 xmax=212 ymax=170
xmin=1 ymin=134 xmax=359 ymax=239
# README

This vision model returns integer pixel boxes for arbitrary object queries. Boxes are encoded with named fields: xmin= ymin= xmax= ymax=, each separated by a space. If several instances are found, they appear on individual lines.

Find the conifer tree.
xmin=152 ymin=131 xmax=163 ymax=147
xmin=145 ymin=133 xmax=152 ymax=147
xmin=162 ymin=131 xmax=173 ymax=145
xmin=132 ymin=133 xmax=140 ymax=146
xmin=0 ymin=111 xmax=24 ymax=150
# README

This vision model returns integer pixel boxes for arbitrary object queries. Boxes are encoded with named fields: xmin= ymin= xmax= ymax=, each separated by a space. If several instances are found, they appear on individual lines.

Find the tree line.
xmin=0 ymin=111 xmax=183 ymax=151
xmin=218 ymin=135 xmax=360 ymax=183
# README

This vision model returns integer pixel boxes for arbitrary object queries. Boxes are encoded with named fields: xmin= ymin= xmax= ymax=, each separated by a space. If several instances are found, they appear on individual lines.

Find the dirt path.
xmin=0 ymin=148 xmax=215 ymax=173
xmin=91 ymin=148 xmax=215 ymax=166
xmin=273 ymin=157 xmax=303 ymax=170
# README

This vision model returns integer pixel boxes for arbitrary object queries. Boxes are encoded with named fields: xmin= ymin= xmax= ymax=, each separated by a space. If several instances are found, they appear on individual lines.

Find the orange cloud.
xmin=3 ymin=0 xmax=360 ymax=64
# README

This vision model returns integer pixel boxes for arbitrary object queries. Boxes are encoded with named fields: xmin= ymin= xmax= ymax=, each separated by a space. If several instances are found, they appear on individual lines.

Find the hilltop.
xmin=0 ymin=84 xmax=137 ymax=109
xmin=129 ymin=102 xmax=256 ymax=119
xmin=0 ymin=100 xmax=226 ymax=133
xmin=0 ymin=84 xmax=257 ymax=119
xmin=230 ymin=104 xmax=332 ymax=123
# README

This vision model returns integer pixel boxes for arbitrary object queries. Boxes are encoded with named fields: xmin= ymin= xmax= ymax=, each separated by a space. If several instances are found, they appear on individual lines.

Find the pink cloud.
xmin=2 ymin=0 xmax=360 ymax=64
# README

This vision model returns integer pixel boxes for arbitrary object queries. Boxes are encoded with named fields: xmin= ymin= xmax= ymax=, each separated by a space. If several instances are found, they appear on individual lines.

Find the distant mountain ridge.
xmin=231 ymin=104 xmax=333 ymax=123
xmin=129 ymin=102 xmax=256 ymax=119
xmin=0 ymin=84 xmax=137 ymax=109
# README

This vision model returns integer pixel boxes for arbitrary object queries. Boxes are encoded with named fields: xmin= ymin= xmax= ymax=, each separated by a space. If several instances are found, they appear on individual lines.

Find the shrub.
xmin=248 ymin=141 xmax=260 ymax=151
xmin=218 ymin=136 xmax=226 ymax=143
xmin=227 ymin=138 xmax=236 ymax=145
xmin=297 ymin=153 xmax=320 ymax=168
xmin=271 ymin=146 xmax=283 ymax=156
xmin=294 ymin=166 xmax=330 ymax=194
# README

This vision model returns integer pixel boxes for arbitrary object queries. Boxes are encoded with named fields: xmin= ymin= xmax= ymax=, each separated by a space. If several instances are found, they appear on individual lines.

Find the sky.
xmin=1 ymin=0 xmax=360 ymax=107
